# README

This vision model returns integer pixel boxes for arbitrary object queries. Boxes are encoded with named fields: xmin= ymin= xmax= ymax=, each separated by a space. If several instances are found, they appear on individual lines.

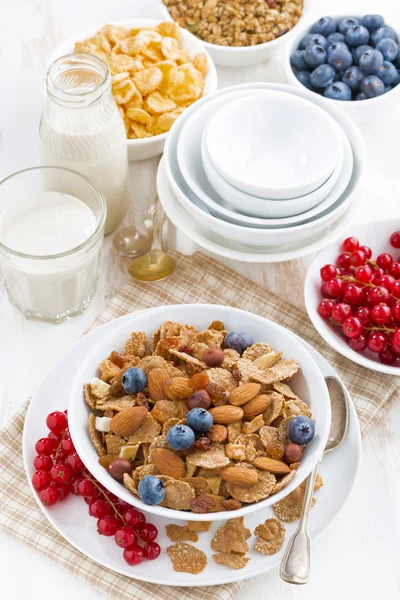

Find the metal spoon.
xmin=113 ymin=202 xmax=156 ymax=258
xmin=128 ymin=198 xmax=176 ymax=282
xmin=280 ymin=376 xmax=349 ymax=585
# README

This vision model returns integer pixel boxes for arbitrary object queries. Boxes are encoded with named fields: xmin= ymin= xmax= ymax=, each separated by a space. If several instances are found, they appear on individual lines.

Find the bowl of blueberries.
xmin=284 ymin=14 xmax=400 ymax=121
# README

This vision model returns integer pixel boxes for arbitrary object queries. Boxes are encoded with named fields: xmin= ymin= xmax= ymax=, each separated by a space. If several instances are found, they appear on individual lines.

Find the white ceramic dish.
xmin=305 ymin=219 xmax=400 ymax=375
xmin=284 ymin=16 xmax=400 ymax=124
xmin=69 ymin=305 xmax=331 ymax=521
xmin=159 ymin=1 xmax=312 ymax=67
xmin=158 ymin=156 xmax=363 ymax=263
xmin=205 ymin=93 xmax=341 ymax=199
xmin=23 ymin=309 xmax=361 ymax=586
xmin=49 ymin=18 xmax=218 ymax=161
xmin=173 ymin=86 xmax=354 ymax=228
xmin=201 ymin=135 xmax=344 ymax=219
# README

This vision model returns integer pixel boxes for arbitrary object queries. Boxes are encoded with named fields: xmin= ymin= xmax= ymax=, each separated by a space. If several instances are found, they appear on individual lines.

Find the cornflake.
xmin=227 ymin=471 xmax=276 ymax=503
xmin=166 ymin=524 xmax=198 ymax=542
xmin=186 ymin=444 xmax=230 ymax=469
xmin=254 ymin=518 xmax=286 ymax=555
xmin=167 ymin=542 xmax=207 ymax=574
xmin=211 ymin=517 xmax=250 ymax=555
xmin=213 ymin=553 xmax=250 ymax=569
xmin=187 ymin=520 xmax=211 ymax=532
xmin=88 ymin=414 xmax=107 ymax=456
xmin=273 ymin=476 xmax=323 ymax=522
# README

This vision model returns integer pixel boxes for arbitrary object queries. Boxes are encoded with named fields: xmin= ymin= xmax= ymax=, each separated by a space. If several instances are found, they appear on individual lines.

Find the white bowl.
xmin=49 ymin=18 xmax=218 ymax=161
xmin=284 ymin=16 xmax=400 ymax=124
xmin=174 ymin=86 xmax=353 ymax=228
xmin=205 ymin=93 xmax=341 ymax=199
xmin=159 ymin=2 xmax=312 ymax=67
xmin=68 ymin=304 xmax=331 ymax=521
xmin=304 ymin=219 xmax=400 ymax=376
xmin=201 ymin=136 xmax=344 ymax=219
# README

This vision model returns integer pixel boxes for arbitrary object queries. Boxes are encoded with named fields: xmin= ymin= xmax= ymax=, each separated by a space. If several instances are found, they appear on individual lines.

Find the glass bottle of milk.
xmin=40 ymin=53 xmax=129 ymax=234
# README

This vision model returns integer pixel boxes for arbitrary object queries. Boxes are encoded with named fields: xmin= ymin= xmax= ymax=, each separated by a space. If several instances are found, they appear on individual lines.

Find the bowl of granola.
xmin=160 ymin=0 xmax=309 ymax=67
xmin=68 ymin=304 xmax=330 ymax=520
xmin=49 ymin=19 xmax=218 ymax=161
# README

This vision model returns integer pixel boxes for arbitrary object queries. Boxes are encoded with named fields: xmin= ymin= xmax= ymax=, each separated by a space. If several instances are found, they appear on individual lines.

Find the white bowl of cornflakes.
xmin=49 ymin=19 xmax=218 ymax=161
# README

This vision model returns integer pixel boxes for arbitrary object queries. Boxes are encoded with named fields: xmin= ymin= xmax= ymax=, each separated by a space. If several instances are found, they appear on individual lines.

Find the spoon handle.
xmin=280 ymin=460 xmax=321 ymax=585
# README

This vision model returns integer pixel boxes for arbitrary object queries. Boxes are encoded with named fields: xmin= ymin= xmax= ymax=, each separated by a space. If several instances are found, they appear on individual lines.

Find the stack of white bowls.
xmin=158 ymin=83 xmax=366 ymax=263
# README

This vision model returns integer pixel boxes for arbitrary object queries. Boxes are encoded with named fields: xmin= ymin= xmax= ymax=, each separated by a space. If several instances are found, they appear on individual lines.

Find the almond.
xmin=242 ymin=394 xmax=272 ymax=418
xmin=110 ymin=406 xmax=148 ymax=437
xmin=153 ymin=448 xmax=186 ymax=479
xmin=221 ymin=467 xmax=259 ymax=487
xmin=229 ymin=383 xmax=261 ymax=406
xmin=166 ymin=377 xmax=193 ymax=401
xmin=208 ymin=424 xmax=228 ymax=443
xmin=148 ymin=368 xmax=170 ymax=401
xmin=253 ymin=456 xmax=291 ymax=474
xmin=209 ymin=405 xmax=243 ymax=424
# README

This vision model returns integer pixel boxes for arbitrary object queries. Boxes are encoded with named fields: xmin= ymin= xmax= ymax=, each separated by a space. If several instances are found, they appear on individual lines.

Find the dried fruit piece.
xmin=110 ymin=406 xmax=148 ymax=437
xmin=221 ymin=467 xmax=259 ymax=487
xmin=253 ymin=456 xmax=291 ymax=475
xmin=193 ymin=437 xmax=212 ymax=452
xmin=206 ymin=381 xmax=228 ymax=405
xmin=98 ymin=454 xmax=117 ymax=469
xmin=166 ymin=524 xmax=198 ymax=542
xmin=189 ymin=494 xmax=217 ymax=514
xmin=213 ymin=553 xmax=250 ymax=569
xmin=167 ymin=542 xmax=207 ymax=574
xmin=253 ymin=352 xmax=282 ymax=369
xmin=220 ymin=498 xmax=242 ymax=511
xmin=189 ymin=372 xmax=209 ymax=390
xmin=153 ymin=448 xmax=186 ymax=478
xmin=229 ymin=383 xmax=261 ymax=406
xmin=254 ymin=518 xmax=286 ymax=555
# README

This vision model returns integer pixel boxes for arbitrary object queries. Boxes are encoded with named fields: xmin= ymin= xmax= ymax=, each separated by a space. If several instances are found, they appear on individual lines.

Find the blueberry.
xmin=323 ymin=81 xmax=352 ymax=101
xmin=394 ymin=54 xmax=400 ymax=69
xmin=327 ymin=41 xmax=349 ymax=54
xmin=327 ymin=46 xmax=353 ymax=72
xmin=352 ymin=44 xmax=373 ymax=65
xmin=304 ymin=44 xmax=327 ymax=68
xmin=305 ymin=33 xmax=328 ymax=50
xmin=290 ymin=50 xmax=308 ymax=71
xmin=338 ymin=17 xmax=359 ymax=34
xmin=287 ymin=416 xmax=315 ymax=445
xmin=345 ymin=25 xmax=370 ymax=47
xmin=224 ymin=332 xmax=254 ymax=355
xmin=122 ymin=367 xmax=146 ymax=395
xmin=376 ymin=61 xmax=400 ymax=85
xmin=327 ymin=32 xmax=345 ymax=46
xmin=299 ymin=35 xmax=309 ymax=49
xmin=360 ymin=75 xmax=385 ymax=98
xmin=296 ymin=70 xmax=313 ymax=90
xmin=186 ymin=407 xmax=213 ymax=433
xmin=342 ymin=66 xmax=364 ymax=91
xmin=311 ymin=16 xmax=337 ymax=37
xmin=310 ymin=64 xmax=335 ymax=88
xmin=355 ymin=92 xmax=367 ymax=100
xmin=359 ymin=49 xmax=383 ymax=74
xmin=384 ymin=85 xmax=393 ymax=93
xmin=138 ymin=475 xmax=165 ymax=505
xmin=166 ymin=424 xmax=195 ymax=450
xmin=375 ymin=38 xmax=399 ymax=62
xmin=360 ymin=15 xmax=384 ymax=32
xmin=371 ymin=26 xmax=396 ymax=46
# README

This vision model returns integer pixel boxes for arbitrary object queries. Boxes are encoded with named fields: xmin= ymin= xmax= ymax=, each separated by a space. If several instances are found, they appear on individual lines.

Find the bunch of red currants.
xmin=32 ymin=410 xmax=160 ymax=565
xmin=317 ymin=231 xmax=400 ymax=365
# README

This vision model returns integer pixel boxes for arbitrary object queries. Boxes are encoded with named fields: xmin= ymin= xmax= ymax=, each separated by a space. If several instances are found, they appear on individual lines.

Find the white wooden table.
xmin=1 ymin=0 xmax=400 ymax=598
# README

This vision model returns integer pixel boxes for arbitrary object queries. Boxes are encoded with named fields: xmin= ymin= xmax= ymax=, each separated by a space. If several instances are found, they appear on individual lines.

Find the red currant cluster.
xmin=32 ymin=410 xmax=161 ymax=565
xmin=317 ymin=232 xmax=400 ymax=366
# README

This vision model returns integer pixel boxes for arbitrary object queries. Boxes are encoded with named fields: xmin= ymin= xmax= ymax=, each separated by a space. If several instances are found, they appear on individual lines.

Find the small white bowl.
xmin=159 ymin=2 xmax=311 ymax=67
xmin=201 ymin=136 xmax=344 ymax=219
xmin=68 ymin=304 xmax=331 ymax=521
xmin=205 ymin=93 xmax=341 ymax=199
xmin=49 ymin=18 xmax=218 ymax=161
xmin=284 ymin=16 xmax=400 ymax=124
xmin=304 ymin=219 xmax=400 ymax=376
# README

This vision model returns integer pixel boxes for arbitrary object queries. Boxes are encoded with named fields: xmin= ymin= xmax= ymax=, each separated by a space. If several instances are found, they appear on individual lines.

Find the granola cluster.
xmin=162 ymin=0 xmax=303 ymax=47
xmin=84 ymin=319 xmax=314 ymax=513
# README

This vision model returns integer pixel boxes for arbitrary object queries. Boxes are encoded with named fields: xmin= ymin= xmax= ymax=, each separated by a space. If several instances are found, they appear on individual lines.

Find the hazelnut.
xmin=108 ymin=458 xmax=132 ymax=481
xmin=187 ymin=390 xmax=212 ymax=410
xmin=284 ymin=443 xmax=303 ymax=464
xmin=203 ymin=347 xmax=224 ymax=367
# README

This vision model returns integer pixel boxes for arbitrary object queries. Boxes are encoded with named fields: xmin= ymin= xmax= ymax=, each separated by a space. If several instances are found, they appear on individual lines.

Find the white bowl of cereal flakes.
xmin=159 ymin=0 xmax=310 ymax=67
xmin=49 ymin=19 xmax=218 ymax=161
xmin=68 ymin=304 xmax=330 ymax=521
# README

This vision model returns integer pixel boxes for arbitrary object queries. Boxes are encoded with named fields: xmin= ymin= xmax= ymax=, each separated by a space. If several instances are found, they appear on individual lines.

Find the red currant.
xmin=66 ymin=452 xmax=85 ymax=473
xmin=342 ymin=317 xmax=363 ymax=339
xmin=336 ymin=252 xmax=351 ymax=269
xmin=331 ymin=302 xmax=353 ymax=324
xmin=354 ymin=306 xmax=372 ymax=326
xmin=367 ymin=332 xmax=387 ymax=353
xmin=390 ymin=231 xmax=400 ymax=249
xmin=392 ymin=281 xmax=400 ymax=299
xmin=39 ymin=486 xmax=60 ymax=506
xmin=371 ymin=268 xmax=384 ymax=285
xmin=393 ymin=302 xmax=400 ymax=323
xmin=56 ymin=485 xmax=70 ymax=501
xmin=35 ymin=437 xmax=57 ymax=456
xmin=115 ymin=525 xmax=137 ymax=548
xmin=390 ymin=262 xmax=400 ymax=278
xmin=320 ymin=264 xmax=338 ymax=281
xmin=136 ymin=522 xmax=158 ymax=542
xmin=376 ymin=253 xmax=393 ymax=270
xmin=33 ymin=455 xmax=53 ymax=472
xmin=125 ymin=508 xmax=146 ymax=529
xmin=50 ymin=463 xmax=72 ymax=485
xmin=48 ymin=431 xmax=62 ymax=444
xmin=379 ymin=348 xmax=397 ymax=365
xmin=349 ymin=335 xmax=367 ymax=352
xmin=325 ymin=277 xmax=344 ymax=298
xmin=392 ymin=329 xmax=400 ymax=354
xmin=359 ymin=245 xmax=372 ymax=259
xmin=343 ymin=237 xmax=360 ymax=252
xmin=380 ymin=274 xmax=395 ymax=291
xmin=97 ymin=515 xmax=122 ymax=537
xmin=46 ymin=411 xmax=68 ymax=434
xmin=69 ymin=478 xmax=81 ymax=495
xmin=60 ymin=436 xmax=75 ymax=455
xmin=89 ymin=499 xmax=113 ymax=519
xmin=349 ymin=250 xmax=366 ymax=267
xmin=123 ymin=545 xmax=145 ymax=566
xmin=369 ymin=286 xmax=390 ymax=305
xmin=371 ymin=303 xmax=392 ymax=324
xmin=343 ymin=283 xmax=365 ymax=305
xmin=317 ymin=299 xmax=335 ymax=319
xmin=115 ymin=499 xmax=132 ymax=513
xmin=355 ymin=265 xmax=372 ymax=283
xmin=77 ymin=478 xmax=96 ymax=497
xmin=143 ymin=541 xmax=161 ymax=560
xmin=32 ymin=470 xmax=51 ymax=490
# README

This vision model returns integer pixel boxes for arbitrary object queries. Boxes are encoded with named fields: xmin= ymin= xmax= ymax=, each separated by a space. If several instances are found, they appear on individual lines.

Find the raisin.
xmin=193 ymin=436 xmax=212 ymax=452
xmin=136 ymin=392 xmax=151 ymax=410
xmin=190 ymin=494 xmax=217 ymax=514
xmin=109 ymin=351 xmax=125 ymax=368
xmin=231 ymin=369 xmax=242 ymax=382
xmin=189 ymin=372 xmax=209 ymax=390
xmin=109 ymin=380 xmax=124 ymax=398
xmin=206 ymin=382 xmax=228 ymax=406
xmin=208 ymin=320 xmax=225 ymax=331
xmin=265 ymin=441 xmax=285 ymax=459
xmin=220 ymin=498 xmax=242 ymax=511
xmin=178 ymin=345 xmax=193 ymax=355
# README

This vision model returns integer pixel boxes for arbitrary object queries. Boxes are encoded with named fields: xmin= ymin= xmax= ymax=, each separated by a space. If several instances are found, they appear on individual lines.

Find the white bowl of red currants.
xmin=304 ymin=219 xmax=400 ymax=375
xmin=284 ymin=14 xmax=400 ymax=123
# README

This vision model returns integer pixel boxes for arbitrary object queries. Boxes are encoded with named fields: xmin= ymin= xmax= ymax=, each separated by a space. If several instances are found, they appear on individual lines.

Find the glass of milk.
xmin=0 ymin=166 xmax=106 ymax=323
xmin=40 ymin=53 xmax=129 ymax=235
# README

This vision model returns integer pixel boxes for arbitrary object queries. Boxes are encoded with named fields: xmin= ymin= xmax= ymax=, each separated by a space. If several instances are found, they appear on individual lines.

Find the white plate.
xmin=158 ymin=157 xmax=363 ymax=263
xmin=23 ymin=308 xmax=361 ymax=586
xmin=304 ymin=219 xmax=400 ymax=376
xmin=174 ymin=86 xmax=353 ymax=228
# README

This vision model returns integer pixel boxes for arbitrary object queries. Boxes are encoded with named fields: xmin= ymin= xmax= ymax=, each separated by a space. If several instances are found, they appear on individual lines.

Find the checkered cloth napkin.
xmin=0 ymin=252 xmax=398 ymax=600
